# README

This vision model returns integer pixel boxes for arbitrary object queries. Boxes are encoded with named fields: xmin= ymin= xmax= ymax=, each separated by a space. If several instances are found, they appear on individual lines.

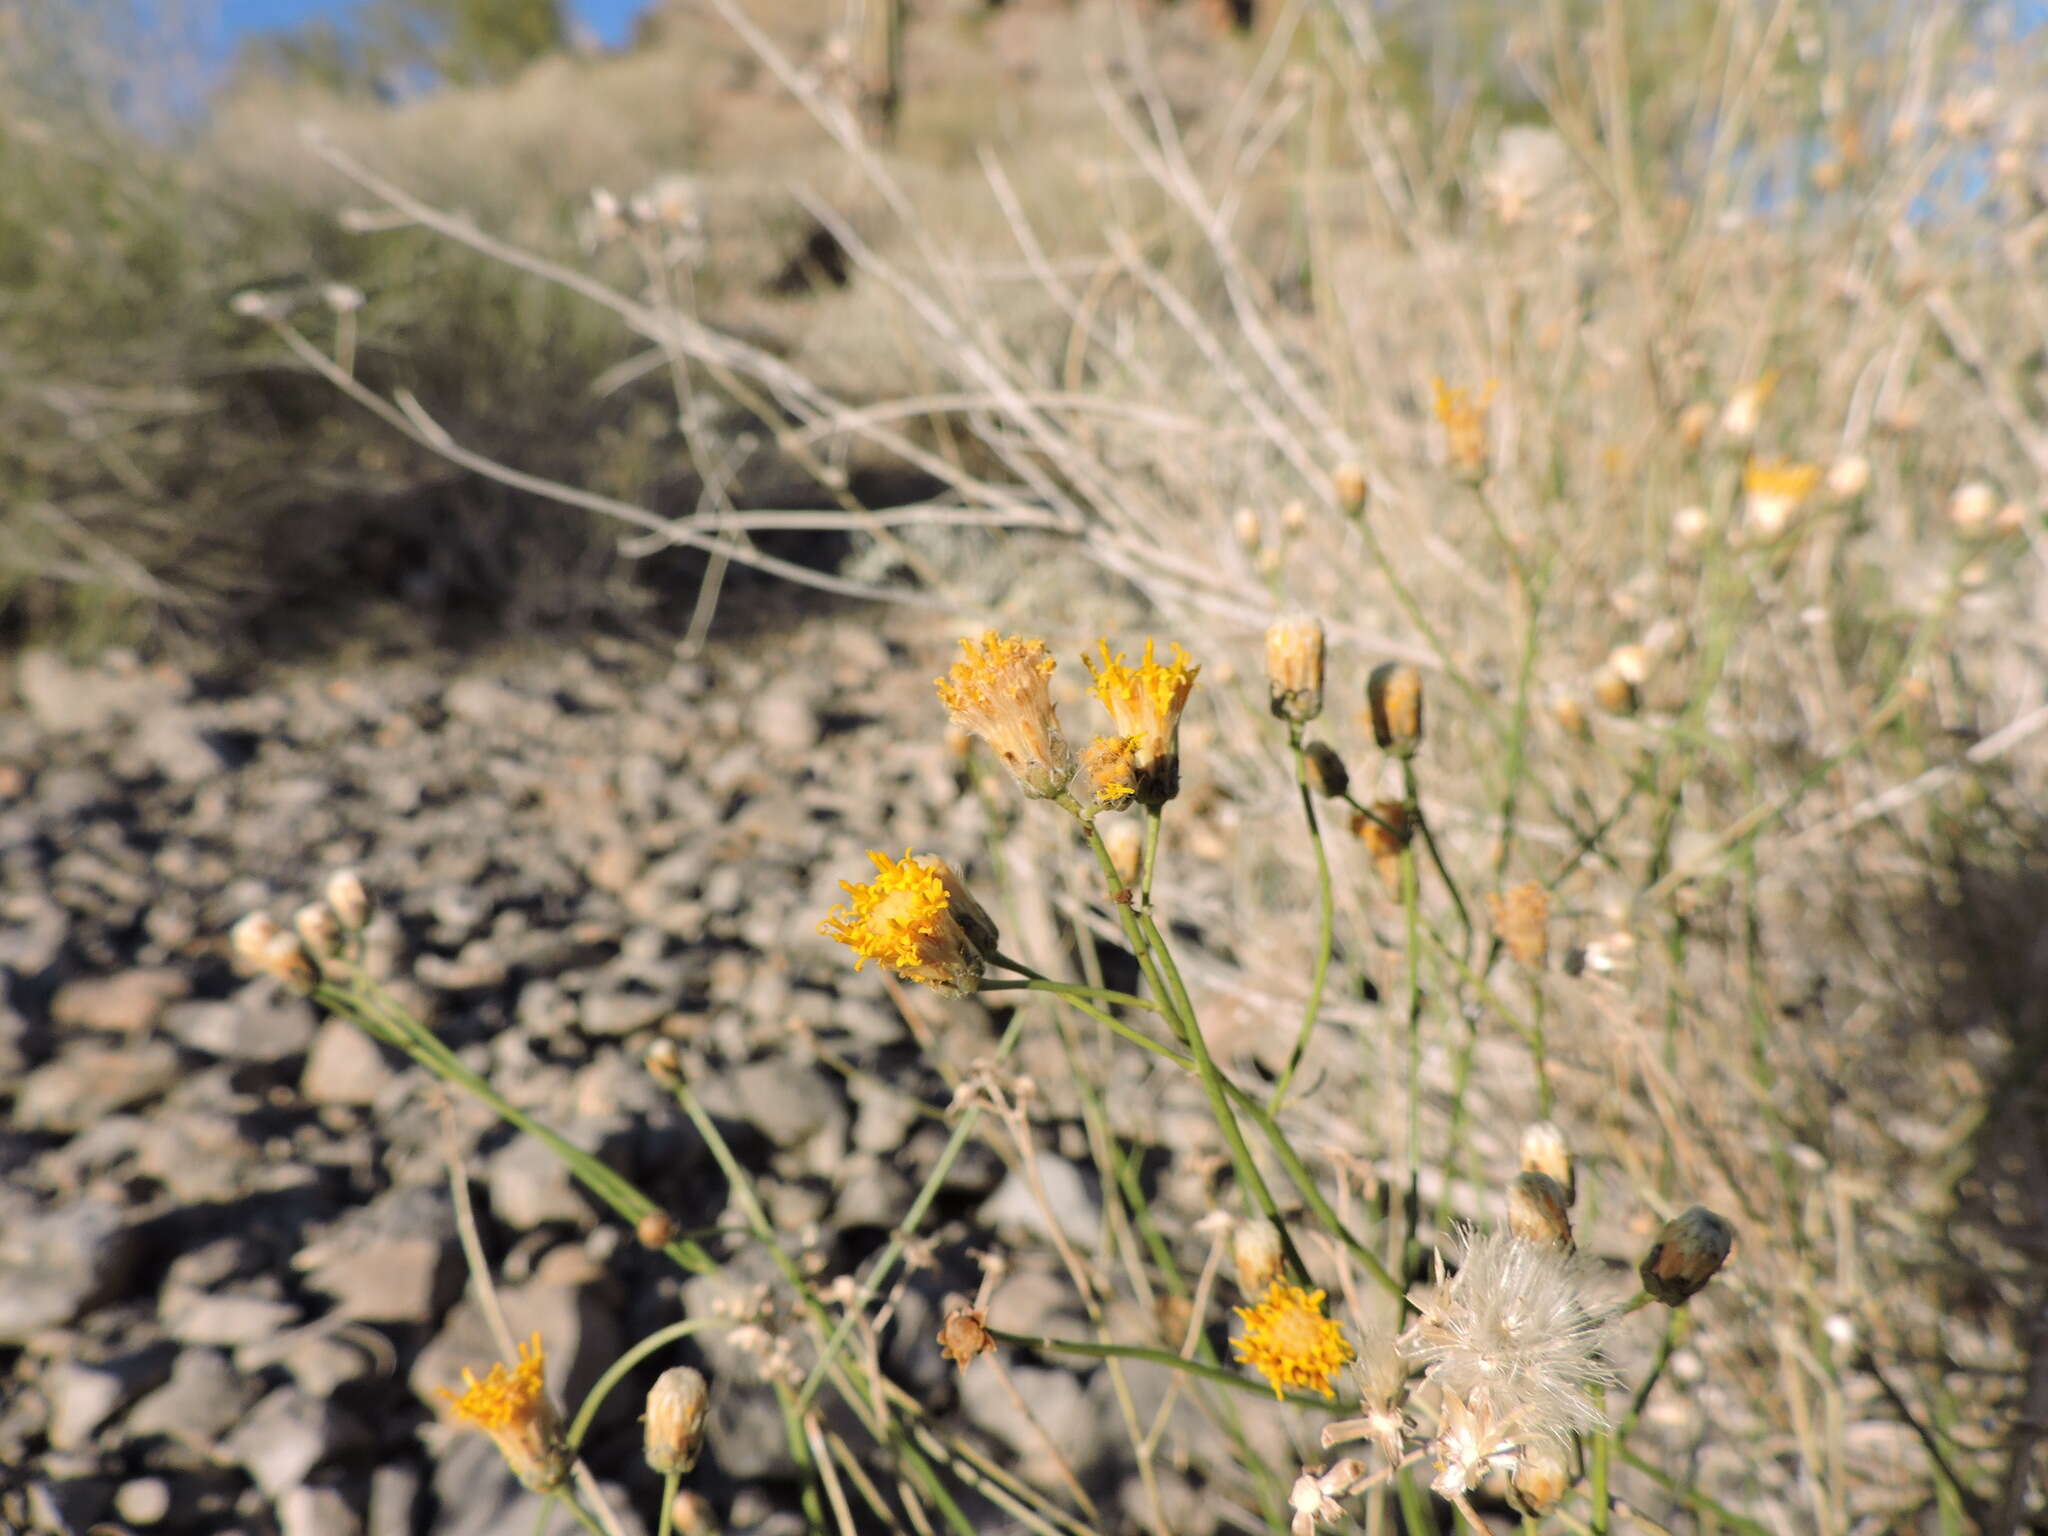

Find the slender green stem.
xmin=1620 ymin=1309 xmax=1683 ymax=1438
xmin=1271 ymin=728 xmax=1336 ymax=1110
xmin=982 ymin=971 xmax=1160 ymax=1014
xmin=655 ymin=1470 xmax=681 ymax=1536
xmin=1400 ymin=828 xmax=1423 ymax=1294
xmin=1589 ymin=1383 xmax=1613 ymax=1534
xmin=565 ymin=1319 xmax=714 ymax=1453
xmin=551 ymin=1492 xmax=607 ymax=1536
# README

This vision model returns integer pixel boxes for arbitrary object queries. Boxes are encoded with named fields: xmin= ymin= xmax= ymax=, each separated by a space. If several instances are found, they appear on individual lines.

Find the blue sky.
xmin=211 ymin=0 xmax=649 ymax=53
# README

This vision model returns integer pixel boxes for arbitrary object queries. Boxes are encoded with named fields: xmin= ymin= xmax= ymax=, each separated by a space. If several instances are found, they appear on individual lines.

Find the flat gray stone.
xmin=0 ymin=1197 xmax=137 ymax=1342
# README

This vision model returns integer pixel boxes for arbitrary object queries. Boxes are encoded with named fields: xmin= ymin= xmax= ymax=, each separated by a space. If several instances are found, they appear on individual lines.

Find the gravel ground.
xmin=0 ymin=610 xmax=1220 ymax=1536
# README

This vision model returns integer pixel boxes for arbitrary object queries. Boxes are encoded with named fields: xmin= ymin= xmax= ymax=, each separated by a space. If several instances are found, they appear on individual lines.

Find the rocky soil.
xmin=0 ymin=608 xmax=1216 ymax=1536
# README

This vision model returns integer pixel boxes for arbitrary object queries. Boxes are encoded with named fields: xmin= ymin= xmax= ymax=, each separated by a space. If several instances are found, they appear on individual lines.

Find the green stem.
xmin=1271 ymin=728 xmax=1336 ymax=1110
xmin=655 ymin=1470 xmax=681 ymax=1536
xmin=551 ymin=1492 xmax=607 ymax=1536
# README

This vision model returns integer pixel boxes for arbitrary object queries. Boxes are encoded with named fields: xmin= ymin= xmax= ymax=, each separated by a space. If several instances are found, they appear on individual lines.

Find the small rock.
xmin=125 ymin=1348 xmax=261 ymax=1451
xmin=367 ymin=1465 xmax=421 ymax=1536
xmin=958 ymin=1362 xmax=1106 ymax=1481
xmin=49 ymin=968 xmax=190 ymax=1033
xmin=752 ymin=687 xmax=821 ymax=753
xmin=14 ymin=1040 xmax=181 ymax=1131
xmin=279 ymin=1485 xmax=364 ymax=1536
xmin=163 ymin=1289 xmax=301 ymax=1348
xmin=14 ymin=649 xmax=167 ymax=733
xmin=224 ymin=1386 xmax=366 ymax=1499
xmin=579 ymin=987 xmax=670 ymax=1037
xmin=114 ymin=1478 xmax=173 ymax=1526
xmin=161 ymin=983 xmax=316 ymax=1063
xmin=426 ymin=1433 xmax=524 ymax=1536
xmin=300 ymin=1019 xmax=393 ymax=1107
xmin=299 ymin=1234 xmax=455 ymax=1326
xmin=44 ymin=1345 xmax=174 ymax=1451
xmin=732 ymin=1060 xmax=844 ymax=1152
xmin=135 ymin=709 xmax=234 ymax=783
xmin=979 ymin=1156 xmax=1102 ymax=1252
xmin=0 ymin=1197 xmax=137 ymax=1342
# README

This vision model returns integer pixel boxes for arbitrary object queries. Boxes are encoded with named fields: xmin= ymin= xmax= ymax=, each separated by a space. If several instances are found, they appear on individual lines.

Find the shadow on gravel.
xmin=1882 ymin=822 xmax=2048 ymax=1529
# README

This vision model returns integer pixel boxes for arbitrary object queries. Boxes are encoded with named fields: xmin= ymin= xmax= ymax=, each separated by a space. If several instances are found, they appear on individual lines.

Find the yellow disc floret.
xmin=1082 ymin=639 xmax=1199 ymax=804
xmin=1233 ymin=1282 xmax=1356 ymax=1399
xmin=437 ymin=1333 xmax=569 ymax=1490
xmin=819 ymin=849 xmax=988 ymax=996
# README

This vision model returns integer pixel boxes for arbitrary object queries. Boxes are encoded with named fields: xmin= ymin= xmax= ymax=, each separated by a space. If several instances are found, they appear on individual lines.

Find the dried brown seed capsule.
xmin=1518 ymin=1121 xmax=1574 ymax=1206
xmin=1506 ymin=1172 xmax=1575 ymax=1252
xmin=1640 ymin=1205 xmax=1735 ymax=1305
xmin=1302 ymin=741 xmax=1349 ymax=800
xmin=1510 ymin=1437 xmax=1571 ymax=1515
xmin=937 ymin=1306 xmax=995 ymax=1370
xmin=1351 ymin=800 xmax=1412 ymax=896
xmin=1367 ymin=664 xmax=1424 ymax=757
xmin=643 ymin=1366 xmax=710 ymax=1475
xmin=1591 ymin=667 xmax=1638 ymax=717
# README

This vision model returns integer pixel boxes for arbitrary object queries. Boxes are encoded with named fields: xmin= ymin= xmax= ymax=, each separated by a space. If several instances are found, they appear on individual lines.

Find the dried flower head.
xmin=258 ymin=930 xmax=320 ymax=993
xmin=1302 ymin=741 xmax=1349 ymax=800
xmin=819 ymin=850 xmax=994 ymax=997
xmin=1591 ymin=667 xmax=1638 ymax=717
xmin=643 ymin=1038 xmax=683 ymax=1089
xmin=1082 ymin=735 xmax=1141 ymax=812
xmin=1676 ymin=401 xmax=1715 ymax=453
xmin=1322 ymin=1318 xmax=1411 ymax=1463
xmin=1672 ymin=504 xmax=1713 ymax=548
xmin=1233 ymin=1283 xmax=1355 ymax=1399
xmin=1742 ymin=458 xmax=1822 ymax=539
xmin=230 ymin=913 xmax=283 ymax=973
xmin=643 ymin=1366 xmax=709 ymax=1475
xmin=937 ymin=1306 xmax=995 ymax=1370
xmin=1266 ymin=616 xmax=1326 ymax=726
xmin=438 ymin=1333 xmax=569 ymax=1491
xmin=1640 ymin=1205 xmax=1735 ymax=1305
xmin=1231 ymin=1218 xmax=1285 ymax=1298
xmin=1432 ymin=378 xmax=1495 ymax=477
xmin=1518 ymin=1122 xmax=1574 ymax=1206
xmin=1333 ymin=462 xmax=1369 ymax=518
xmin=324 ymin=869 xmax=372 ymax=933
xmin=1288 ymin=1460 xmax=1370 ymax=1536
xmin=1084 ymin=639 xmax=1200 ymax=804
xmin=1429 ymin=1386 xmax=1523 ymax=1498
xmin=1505 ymin=1172 xmax=1574 ymax=1253
xmin=1485 ymin=883 xmax=1550 ymax=968
xmin=1100 ymin=817 xmax=1143 ymax=888
xmin=1826 ymin=454 xmax=1870 ymax=499
xmin=936 ymin=633 xmax=1075 ymax=799
xmin=1367 ymin=664 xmax=1424 ymax=757
xmin=1949 ymin=480 xmax=2000 ymax=535
xmin=1409 ymin=1228 xmax=1612 ymax=1444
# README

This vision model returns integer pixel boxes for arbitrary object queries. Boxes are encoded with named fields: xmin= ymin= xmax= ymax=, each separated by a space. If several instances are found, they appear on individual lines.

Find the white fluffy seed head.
xmin=1407 ymin=1227 xmax=1615 ymax=1442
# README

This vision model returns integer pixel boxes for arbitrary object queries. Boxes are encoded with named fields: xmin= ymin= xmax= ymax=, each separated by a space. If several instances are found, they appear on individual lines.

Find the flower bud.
xmin=1280 ymin=499 xmax=1309 ymax=536
xmin=1367 ymin=663 xmax=1424 ymax=757
xmin=670 ymin=1491 xmax=719 ymax=1535
xmin=1639 ymin=1205 xmax=1735 ymax=1304
xmin=1233 ymin=507 xmax=1263 ymax=551
xmin=1510 ymin=1437 xmax=1570 ymax=1515
xmin=1672 ymin=504 xmax=1712 ymax=548
xmin=1230 ymin=1218 xmax=1285 ymax=1297
xmin=1332 ymin=462 xmax=1369 ymax=518
xmin=636 ymin=1211 xmax=677 ymax=1249
xmin=294 ymin=902 xmax=344 ymax=962
xmin=1101 ymin=818 xmax=1143 ymax=889
xmin=324 ymin=869 xmax=372 ymax=933
xmin=1551 ymin=693 xmax=1589 ymax=739
xmin=1351 ymin=800 xmax=1411 ymax=896
xmin=644 ymin=1038 xmax=684 ymax=1090
xmin=1518 ymin=1121 xmax=1574 ymax=1206
xmin=932 ymin=859 xmax=1001 ymax=962
xmin=261 ymin=931 xmax=319 ymax=993
xmin=1301 ymin=741 xmax=1348 ymax=800
xmin=1825 ymin=454 xmax=1870 ymax=499
xmin=1505 ymin=1171 xmax=1574 ymax=1252
xmin=1591 ymin=667 xmax=1638 ymax=717
xmin=643 ymin=1366 xmax=710 ymax=1475
xmin=936 ymin=1306 xmax=995 ymax=1370
xmin=231 ymin=912 xmax=283 ymax=973
xmin=1266 ymin=616 xmax=1326 ymax=726
xmin=1949 ymin=480 xmax=1999 ymax=535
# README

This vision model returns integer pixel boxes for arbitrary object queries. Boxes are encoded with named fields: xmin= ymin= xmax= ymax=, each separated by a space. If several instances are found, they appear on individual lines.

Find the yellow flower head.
xmin=1232 ymin=1282 xmax=1355 ymax=1399
xmin=819 ymin=849 xmax=994 ymax=996
xmin=1083 ymin=639 xmax=1199 ymax=805
xmin=437 ymin=1333 xmax=569 ymax=1491
xmin=936 ymin=632 xmax=1075 ymax=799
xmin=1741 ymin=458 xmax=1823 ymax=539
xmin=1432 ymin=378 xmax=1496 ymax=477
